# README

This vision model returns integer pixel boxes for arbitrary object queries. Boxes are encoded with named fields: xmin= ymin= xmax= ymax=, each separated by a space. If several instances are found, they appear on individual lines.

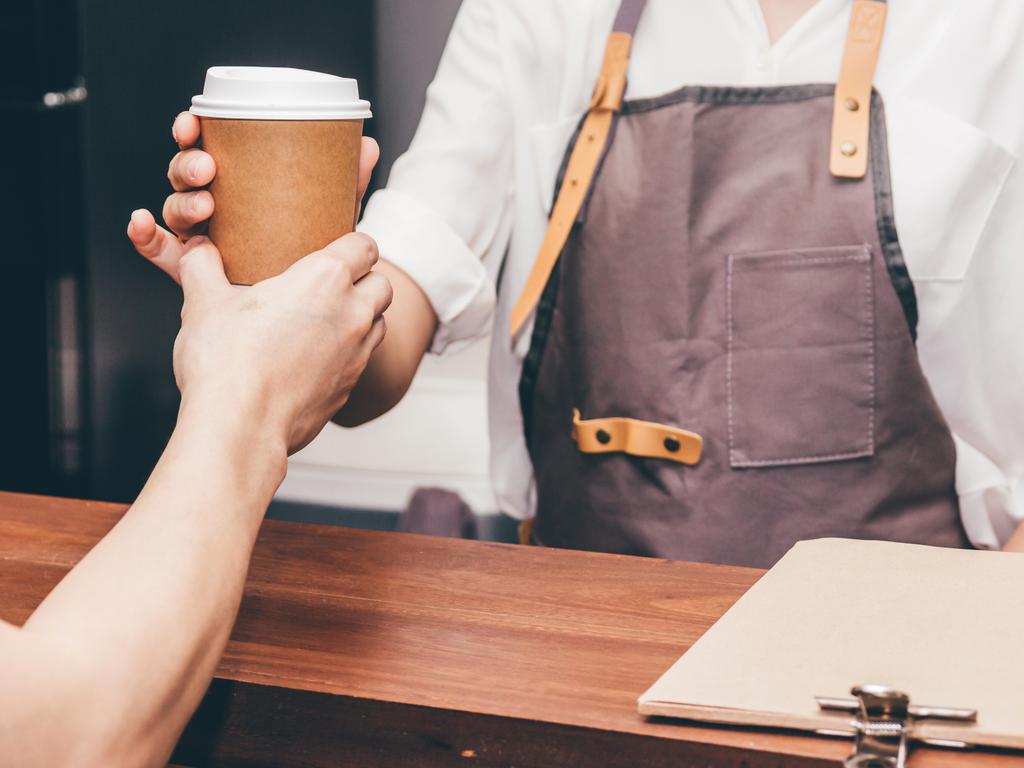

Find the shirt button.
xmin=756 ymin=51 xmax=770 ymax=70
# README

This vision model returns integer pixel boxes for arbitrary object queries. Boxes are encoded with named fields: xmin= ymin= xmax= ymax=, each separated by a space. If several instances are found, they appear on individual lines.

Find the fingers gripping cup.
xmin=190 ymin=67 xmax=372 ymax=285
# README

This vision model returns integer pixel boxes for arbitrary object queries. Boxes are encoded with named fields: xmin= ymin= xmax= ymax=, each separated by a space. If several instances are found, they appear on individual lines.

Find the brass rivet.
xmin=840 ymin=141 xmax=858 ymax=157
xmin=596 ymin=429 xmax=611 ymax=445
xmin=843 ymin=97 xmax=860 ymax=112
xmin=664 ymin=437 xmax=681 ymax=453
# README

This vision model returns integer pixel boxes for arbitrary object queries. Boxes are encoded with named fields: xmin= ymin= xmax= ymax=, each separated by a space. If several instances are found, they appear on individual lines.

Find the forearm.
xmin=333 ymin=260 xmax=436 ymax=427
xmin=1002 ymin=520 xmax=1024 ymax=552
xmin=13 ymin=399 xmax=286 ymax=767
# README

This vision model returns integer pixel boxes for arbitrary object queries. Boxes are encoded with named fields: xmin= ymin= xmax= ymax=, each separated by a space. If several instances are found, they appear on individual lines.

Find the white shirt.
xmin=358 ymin=0 xmax=1024 ymax=548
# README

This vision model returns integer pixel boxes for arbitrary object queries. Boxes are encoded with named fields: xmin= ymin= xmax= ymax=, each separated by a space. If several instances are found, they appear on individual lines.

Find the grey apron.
xmin=517 ymin=0 xmax=968 ymax=568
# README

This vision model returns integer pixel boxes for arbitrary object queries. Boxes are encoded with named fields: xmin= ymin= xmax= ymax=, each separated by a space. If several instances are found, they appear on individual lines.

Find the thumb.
xmin=178 ymin=236 xmax=230 ymax=303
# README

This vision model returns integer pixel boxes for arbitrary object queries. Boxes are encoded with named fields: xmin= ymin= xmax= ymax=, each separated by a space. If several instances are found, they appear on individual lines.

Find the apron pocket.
xmin=727 ymin=245 xmax=875 ymax=468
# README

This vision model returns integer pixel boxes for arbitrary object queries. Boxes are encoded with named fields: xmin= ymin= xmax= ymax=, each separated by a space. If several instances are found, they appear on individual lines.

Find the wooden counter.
xmin=0 ymin=492 xmax=1019 ymax=767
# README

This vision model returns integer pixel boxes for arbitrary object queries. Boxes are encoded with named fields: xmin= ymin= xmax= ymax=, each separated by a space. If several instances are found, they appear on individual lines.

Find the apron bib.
xmin=513 ymin=0 xmax=968 ymax=568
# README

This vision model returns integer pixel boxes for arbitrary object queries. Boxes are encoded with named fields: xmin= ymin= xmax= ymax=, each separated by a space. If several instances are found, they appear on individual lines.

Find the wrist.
xmin=176 ymin=389 xmax=289 ymax=496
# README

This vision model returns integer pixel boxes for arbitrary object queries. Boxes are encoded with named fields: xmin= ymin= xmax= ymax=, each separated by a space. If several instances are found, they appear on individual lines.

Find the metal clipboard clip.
xmin=815 ymin=684 xmax=977 ymax=768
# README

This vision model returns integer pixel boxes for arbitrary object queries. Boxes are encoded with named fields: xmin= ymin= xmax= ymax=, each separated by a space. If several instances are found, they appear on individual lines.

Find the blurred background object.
xmin=1 ymin=0 xmax=507 ymax=539
xmin=398 ymin=488 xmax=478 ymax=539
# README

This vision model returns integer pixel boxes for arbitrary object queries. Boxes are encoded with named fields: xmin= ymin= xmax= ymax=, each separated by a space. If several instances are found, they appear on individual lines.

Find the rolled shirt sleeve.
xmin=894 ymin=3 xmax=1024 ymax=548
xmin=358 ymin=0 xmax=513 ymax=354
xmin=954 ymin=435 xmax=1023 ymax=550
xmin=359 ymin=189 xmax=496 ymax=354
xmin=915 ymin=157 xmax=1024 ymax=548
xmin=940 ymin=185 xmax=1024 ymax=546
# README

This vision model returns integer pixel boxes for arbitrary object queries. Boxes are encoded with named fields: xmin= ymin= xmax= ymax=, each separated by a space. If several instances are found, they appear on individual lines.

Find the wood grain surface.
xmin=0 ymin=492 xmax=1019 ymax=767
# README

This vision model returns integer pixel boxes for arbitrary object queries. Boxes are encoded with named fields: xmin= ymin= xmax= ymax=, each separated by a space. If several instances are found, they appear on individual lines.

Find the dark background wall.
xmin=80 ymin=1 xmax=375 ymax=501
xmin=374 ymin=0 xmax=463 ymax=186
xmin=2 ymin=0 xmax=89 ymax=497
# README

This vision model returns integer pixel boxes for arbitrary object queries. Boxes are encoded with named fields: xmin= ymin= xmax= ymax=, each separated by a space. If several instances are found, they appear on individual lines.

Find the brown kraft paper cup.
xmin=201 ymin=117 xmax=363 ymax=285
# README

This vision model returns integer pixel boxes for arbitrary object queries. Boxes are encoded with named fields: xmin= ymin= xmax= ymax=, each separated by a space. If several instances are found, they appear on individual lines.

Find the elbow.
xmin=5 ymin=647 xmax=176 ymax=768
xmin=8 ymin=716 xmax=170 ymax=768
xmin=13 ymin=706 xmax=174 ymax=768
xmin=38 ymin=711 xmax=177 ymax=768
xmin=54 ymin=746 xmax=170 ymax=768
xmin=332 ymin=377 xmax=413 ymax=427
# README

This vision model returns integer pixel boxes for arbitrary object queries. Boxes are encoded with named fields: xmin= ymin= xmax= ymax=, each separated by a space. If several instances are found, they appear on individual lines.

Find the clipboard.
xmin=638 ymin=538 xmax=1024 ymax=766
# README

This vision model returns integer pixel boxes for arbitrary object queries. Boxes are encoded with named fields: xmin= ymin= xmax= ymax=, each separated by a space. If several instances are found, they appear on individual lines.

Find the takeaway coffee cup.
xmin=190 ymin=66 xmax=372 ymax=284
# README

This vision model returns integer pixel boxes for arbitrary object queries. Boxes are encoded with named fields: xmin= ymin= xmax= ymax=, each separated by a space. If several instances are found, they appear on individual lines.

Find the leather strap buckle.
xmin=589 ymin=32 xmax=632 ymax=112
xmin=572 ymin=409 xmax=703 ymax=466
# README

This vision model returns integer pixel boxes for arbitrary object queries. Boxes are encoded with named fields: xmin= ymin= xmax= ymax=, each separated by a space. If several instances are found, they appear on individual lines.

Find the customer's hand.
xmin=173 ymin=233 xmax=391 ymax=455
xmin=126 ymin=111 xmax=380 ymax=278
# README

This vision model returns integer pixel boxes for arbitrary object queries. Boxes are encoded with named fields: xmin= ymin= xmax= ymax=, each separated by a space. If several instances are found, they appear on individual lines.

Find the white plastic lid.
xmin=190 ymin=66 xmax=372 ymax=120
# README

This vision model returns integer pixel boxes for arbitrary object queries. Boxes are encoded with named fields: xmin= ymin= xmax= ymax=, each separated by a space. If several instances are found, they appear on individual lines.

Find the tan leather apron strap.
xmin=509 ymin=30 xmax=635 ymax=336
xmin=513 ymin=0 xmax=888 ymax=334
xmin=572 ymin=409 xmax=703 ymax=466
xmin=830 ymin=0 xmax=888 ymax=179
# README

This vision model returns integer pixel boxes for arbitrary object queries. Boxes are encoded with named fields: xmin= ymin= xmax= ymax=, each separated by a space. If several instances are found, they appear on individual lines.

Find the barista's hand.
xmin=127 ymin=111 xmax=380 ymax=280
xmin=173 ymin=232 xmax=391 ymax=455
